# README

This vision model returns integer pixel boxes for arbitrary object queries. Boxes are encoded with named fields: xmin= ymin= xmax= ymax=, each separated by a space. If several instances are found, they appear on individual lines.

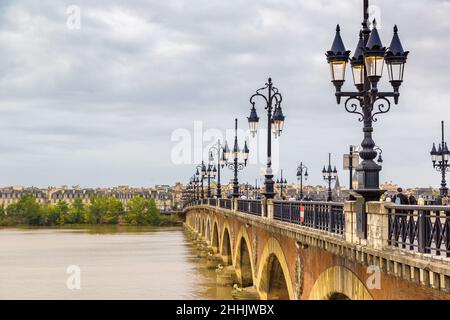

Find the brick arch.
xmin=205 ymin=217 xmax=211 ymax=241
xmin=201 ymin=216 xmax=206 ymax=238
xmin=256 ymin=237 xmax=294 ymax=300
xmin=233 ymin=226 xmax=256 ymax=287
xmin=196 ymin=215 xmax=201 ymax=233
xmin=308 ymin=266 xmax=373 ymax=300
xmin=211 ymin=218 xmax=220 ymax=253
xmin=220 ymin=220 xmax=233 ymax=265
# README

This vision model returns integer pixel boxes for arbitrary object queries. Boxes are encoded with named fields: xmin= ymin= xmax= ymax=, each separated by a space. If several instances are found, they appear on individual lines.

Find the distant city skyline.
xmin=0 ymin=0 xmax=448 ymax=189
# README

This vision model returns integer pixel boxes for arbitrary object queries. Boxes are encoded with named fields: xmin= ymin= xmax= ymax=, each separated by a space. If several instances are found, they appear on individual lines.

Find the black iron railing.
xmin=188 ymin=199 xmax=344 ymax=235
xmin=237 ymin=199 xmax=248 ymax=213
xmin=249 ymin=200 xmax=262 ymax=216
xmin=237 ymin=199 xmax=262 ymax=216
xmin=220 ymin=198 xmax=232 ymax=210
xmin=386 ymin=204 xmax=450 ymax=257
xmin=273 ymin=201 xmax=345 ymax=235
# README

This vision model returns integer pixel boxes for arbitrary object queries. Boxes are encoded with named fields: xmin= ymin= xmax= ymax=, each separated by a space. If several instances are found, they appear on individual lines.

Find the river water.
xmin=0 ymin=226 xmax=233 ymax=299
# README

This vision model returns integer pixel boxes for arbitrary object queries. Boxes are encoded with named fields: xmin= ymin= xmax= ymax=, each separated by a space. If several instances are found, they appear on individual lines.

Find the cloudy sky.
xmin=0 ymin=0 xmax=449 ymax=189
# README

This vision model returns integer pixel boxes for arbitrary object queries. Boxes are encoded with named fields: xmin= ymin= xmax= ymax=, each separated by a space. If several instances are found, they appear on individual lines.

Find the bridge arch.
xmin=257 ymin=237 xmax=294 ymax=300
xmin=205 ymin=217 xmax=211 ymax=241
xmin=220 ymin=221 xmax=233 ymax=265
xmin=211 ymin=219 xmax=220 ymax=253
xmin=201 ymin=218 xmax=206 ymax=238
xmin=234 ymin=226 xmax=255 ymax=287
xmin=308 ymin=266 xmax=373 ymax=300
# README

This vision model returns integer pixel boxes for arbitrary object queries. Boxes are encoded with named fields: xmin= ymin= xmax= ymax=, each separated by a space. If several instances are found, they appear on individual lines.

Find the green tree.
xmin=89 ymin=195 xmax=123 ymax=224
xmin=0 ymin=204 xmax=14 ymax=226
xmin=67 ymin=197 xmax=86 ymax=224
xmin=147 ymin=198 xmax=161 ymax=226
xmin=124 ymin=196 xmax=151 ymax=225
xmin=8 ymin=195 xmax=45 ymax=225
xmin=54 ymin=201 xmax=69 ymax=225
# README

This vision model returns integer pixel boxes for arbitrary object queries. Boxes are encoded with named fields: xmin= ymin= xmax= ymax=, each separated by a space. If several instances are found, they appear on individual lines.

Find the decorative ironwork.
xmin=219 ymin=198 xmax=232 ymax=210
xmin=273 ymin=200 xmax=344 ymax=235
xmin=387 ymin=204 xmax=450 ymax=257
xmin=236 ymin=199 xmax=262 ymax=216
xmin=344 ymin=97 xmax=364 ymax=121
xmin=371 ymin=97 xmax=391 ymax=122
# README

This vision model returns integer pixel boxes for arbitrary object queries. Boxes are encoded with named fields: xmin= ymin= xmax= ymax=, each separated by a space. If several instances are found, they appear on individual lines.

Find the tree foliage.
xmin=0 ymin=195 xmax=178 ymax=227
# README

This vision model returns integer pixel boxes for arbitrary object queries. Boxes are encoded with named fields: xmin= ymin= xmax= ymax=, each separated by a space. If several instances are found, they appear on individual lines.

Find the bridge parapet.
xmin=184 ymin=199 xmax=450 ymax=297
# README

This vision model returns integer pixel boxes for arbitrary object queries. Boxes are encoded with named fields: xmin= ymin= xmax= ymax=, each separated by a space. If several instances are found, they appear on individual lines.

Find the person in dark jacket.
xmin=392 ymin=188 xmax=409 ymax=205
xmin=408 ymin=192 xmax=418 ymax=205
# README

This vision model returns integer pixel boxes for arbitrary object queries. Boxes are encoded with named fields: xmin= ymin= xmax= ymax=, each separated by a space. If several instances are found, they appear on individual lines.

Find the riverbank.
xmin=0 ymin=224 xmax=183 ymax=233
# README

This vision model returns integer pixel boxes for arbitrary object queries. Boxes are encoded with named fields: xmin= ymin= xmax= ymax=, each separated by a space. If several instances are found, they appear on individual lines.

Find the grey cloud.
xmin=0 ymin=0 xmax=448 ymax=188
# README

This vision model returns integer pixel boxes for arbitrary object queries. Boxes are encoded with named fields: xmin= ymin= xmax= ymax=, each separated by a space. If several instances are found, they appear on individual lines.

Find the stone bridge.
xmin=184 ymin=198 xmax=450 ymax=300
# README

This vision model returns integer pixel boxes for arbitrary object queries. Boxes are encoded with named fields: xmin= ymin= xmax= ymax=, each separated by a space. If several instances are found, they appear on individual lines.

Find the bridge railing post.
xmin=266 ymin=199 xmax=274 ymax=220
xmin=261 ymin=200 xmax=266 ymax=218
xmin=366 ymin=201 xmax=390 ymax=250
xmin=233 ymin=198 xmax=237 ymax=213
xmin=344 ymin=201 xmax=356 ymax=244
xmin=417 ymin=209 xmax=430 ymax=254
xmin=313 ymin=203 xmax=318 ymax=229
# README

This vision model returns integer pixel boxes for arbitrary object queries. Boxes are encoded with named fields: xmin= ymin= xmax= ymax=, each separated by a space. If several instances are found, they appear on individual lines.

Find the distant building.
xmin=0 ymin=184 xmax=186 ymax=211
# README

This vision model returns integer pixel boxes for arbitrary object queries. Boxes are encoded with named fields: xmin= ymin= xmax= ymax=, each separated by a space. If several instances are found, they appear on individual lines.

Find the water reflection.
xmin=0 ymin=227 xmax=232 ymax=299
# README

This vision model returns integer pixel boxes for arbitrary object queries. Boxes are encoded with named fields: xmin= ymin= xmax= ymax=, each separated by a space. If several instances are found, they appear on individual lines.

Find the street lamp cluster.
xmin=326 ymin=0 xmax=408 ymax=201
xmin=205 ymin=152 xmax=217 ymax=198
xmin=296 ymin=162 xmax=308 ymax=200
xmin=248 ymin=78 xmax=285 ymax=199
xmin=322 ymin=153 xmax=338 ymax=202
xmin=276 ymin=169 xmax=287 ymax=199
xmin=431 ymin=121 xmax=450 ymax=198
xmin=189 ymin=118 xmax=249 ymax=200
xmin=223 ymin=118 xmax=249 ymax=198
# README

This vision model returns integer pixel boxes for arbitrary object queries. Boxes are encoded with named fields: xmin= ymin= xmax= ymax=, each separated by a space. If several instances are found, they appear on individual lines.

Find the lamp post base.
xmin=353 ymin=188 xmax=386 ymax=202
xmin=262 ymin=174 xmax=276 ymax=199
xmin=262 ymin=192 xmax=276 ymax=199
xmin=439 ymin=189 xmax=448 ymax=198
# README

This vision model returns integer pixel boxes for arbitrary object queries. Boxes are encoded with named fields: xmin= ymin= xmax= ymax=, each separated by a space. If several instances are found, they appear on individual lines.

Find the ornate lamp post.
xmin=322 ymin=153 xmax=338 ymax=202
xmin=189 ymin=176 xmax=196 ymax=201
xmin=186 ymin=179 xmax=192 ymax=203
xmin=296 ymin=162 xmax=309 ymax=200
xmin=206 ymin=151 xmax=217 ymax=198
xmin=195 ymin=161 xmax=207 ymax=199
xmin=248 ymin=78 xmax=285 ymax=199
xmin=326 ymin=0 xmax=409 ymax=201
xmin=254 ymin=179 xmax=260 ymax=199
xmin=209 ymin=140 xmax=226 ymax=198
xmin=193 ymin=175 xmax=200 ymax=200
xmin=224 ymin=118 xmax=249 ymax=198
xmin=276 ymin=169 xmax=287 ymax=198
xmin=430 ymin=121 xmax=450 ymax=198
